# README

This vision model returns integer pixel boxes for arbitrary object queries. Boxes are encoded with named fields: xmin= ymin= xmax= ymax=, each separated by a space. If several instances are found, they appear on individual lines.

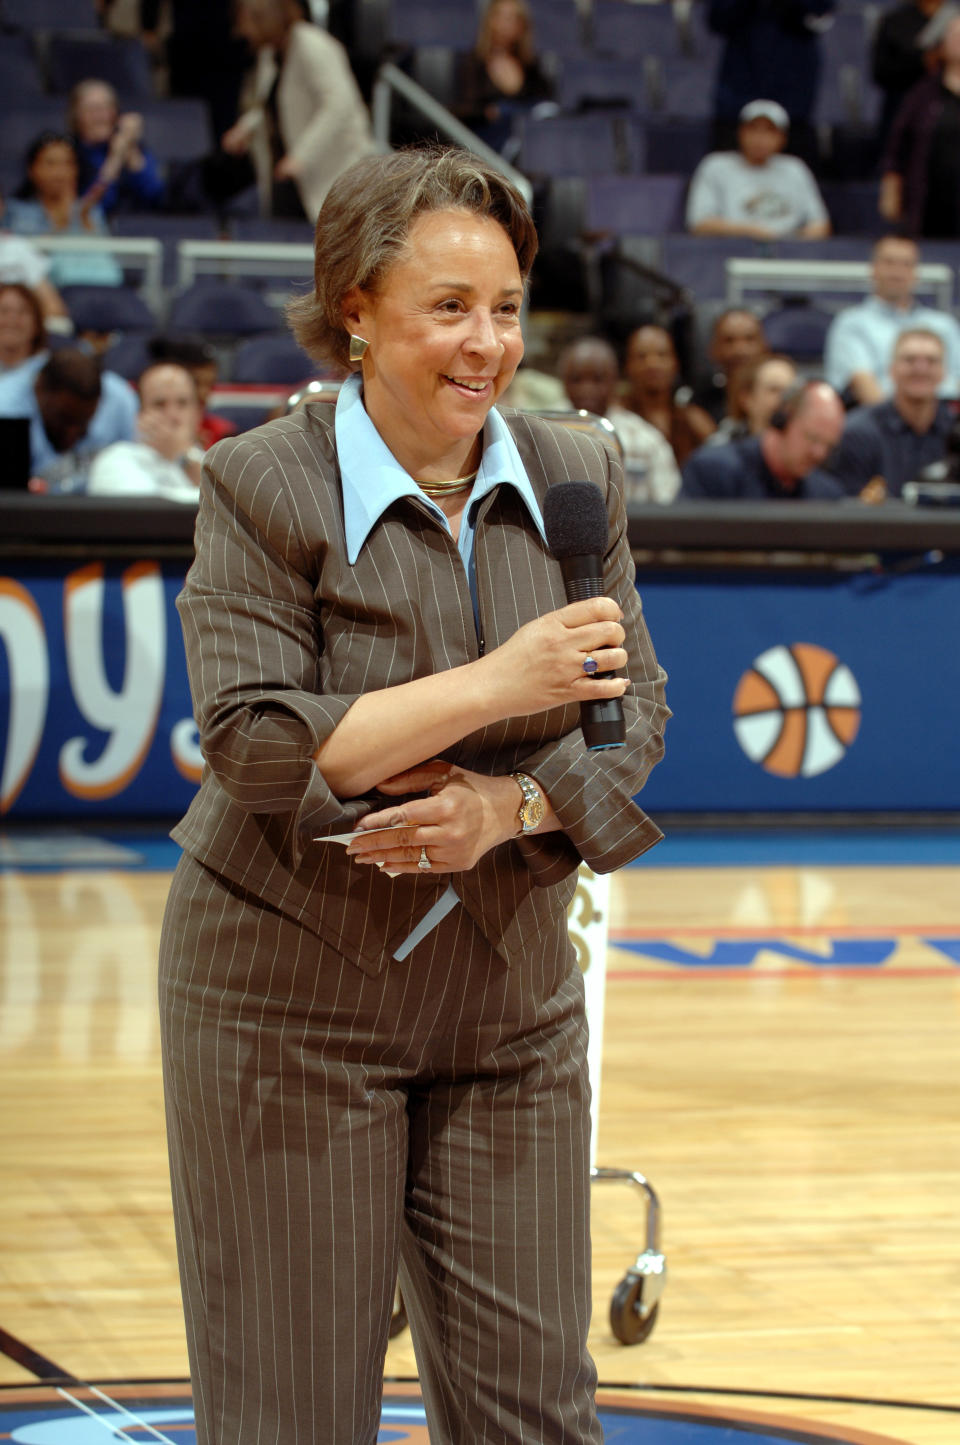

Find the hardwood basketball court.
xmin=0 ymin=823 xmax=957 ymax=1444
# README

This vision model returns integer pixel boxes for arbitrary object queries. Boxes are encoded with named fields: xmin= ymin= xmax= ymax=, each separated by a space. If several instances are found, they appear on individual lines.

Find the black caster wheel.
xmin=389 ymin=1287 xmax=408 ymax=1338
xmin=609 ymin=1274 xmax=659 ymax=1345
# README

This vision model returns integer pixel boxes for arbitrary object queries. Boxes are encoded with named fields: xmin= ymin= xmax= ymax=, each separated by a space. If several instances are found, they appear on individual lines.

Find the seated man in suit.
xmin=826 ymin=328 xmax=956 ymax=498
xmin=0 ymin=346 xmax=138 ymax=492
xmin=681 ymin=379 xmax=846 ymax=499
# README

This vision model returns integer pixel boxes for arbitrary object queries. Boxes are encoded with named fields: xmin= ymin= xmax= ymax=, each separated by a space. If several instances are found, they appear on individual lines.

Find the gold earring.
xmin=348 ymin=334 xmax=369 ymax=362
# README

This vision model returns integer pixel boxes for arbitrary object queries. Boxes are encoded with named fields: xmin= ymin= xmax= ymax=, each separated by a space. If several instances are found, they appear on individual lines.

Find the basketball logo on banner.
xmin=732 ymin=643 xmax=861 ymax=777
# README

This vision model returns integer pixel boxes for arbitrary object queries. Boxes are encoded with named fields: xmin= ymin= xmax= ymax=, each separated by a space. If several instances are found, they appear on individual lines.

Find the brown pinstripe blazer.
xmin=171 ymin=403 xmax=669 ymax=977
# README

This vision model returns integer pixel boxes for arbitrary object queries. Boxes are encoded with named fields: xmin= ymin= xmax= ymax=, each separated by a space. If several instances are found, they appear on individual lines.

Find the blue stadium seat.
xmin=637 ymin=116 xmax=712 ymax=174
xmin=137 ymin=99 xmax=213 ymax=166
xmin=101 ymin=332 xmax=154 ymax=381
xmin=46 ymin=33 xmax=154 ymax=98
xmin=648 ymin=56 xmax=715 ymax=118
xmin=111 ymin=214 xmax=222 ymax=287
xmin=587 ymin=174 xmax=687 ymax=234
xmin=761 ymin=302 xmax=834 ymax=361
xmin=660 ymin=234 xmax=768 ymax=300
xmin=390 ymin=0 xmax=477 ymax=49
xmin=0 ymin=101 xmax=70 ymax=171
xmin=527 ymin=0 xmax=585 ymax=57
xmin=516 ymin=111 xmax=635 ymax=178
xmin=168 ymin=281 xmax=283 ymax=336
xmin=0 ymin=49 xmax=45 ymax=96
xmin=231 ymin=334 xmax=316 ymax=385
xmin=591 ymin=0 xmax=681 ymax=58
xmin=554 ymin=56 xmax=644 ymax=112
xmin=61 ymin=284 xmax=157 ymax=333
xmin=3 ymin=0 xmax=98 ymax=28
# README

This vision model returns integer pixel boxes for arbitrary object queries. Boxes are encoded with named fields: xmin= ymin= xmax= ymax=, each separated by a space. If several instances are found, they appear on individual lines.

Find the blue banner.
xmin=1 ymin=557 xmax=958 ymax=817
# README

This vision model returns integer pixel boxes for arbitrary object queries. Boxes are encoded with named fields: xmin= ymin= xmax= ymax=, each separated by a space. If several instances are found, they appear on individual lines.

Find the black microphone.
xmin=543 ymin=480 xmax=626 ymax=750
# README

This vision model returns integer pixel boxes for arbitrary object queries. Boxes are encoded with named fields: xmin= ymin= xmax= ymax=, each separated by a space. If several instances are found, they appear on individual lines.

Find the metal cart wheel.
xmin=610 ymin=1276 xmax=660 ymax=1345
xmin=591 ymin=1166 xmax=667 ymax=1346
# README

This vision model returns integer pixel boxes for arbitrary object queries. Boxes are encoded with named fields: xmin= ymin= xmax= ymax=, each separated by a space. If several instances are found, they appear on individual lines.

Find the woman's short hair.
xmin=68 ymin=79 xmax=118 ymax=134
xmin=287 ymin=146 xmax=539 ymax=372
xmin=0 ymin=282 xmax=46 ymax=356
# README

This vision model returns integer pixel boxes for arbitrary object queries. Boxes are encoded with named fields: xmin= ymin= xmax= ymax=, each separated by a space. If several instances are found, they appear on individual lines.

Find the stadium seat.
xmin=231 ymin=334 xmax=316 ymax=385
xmin=3 ymin=0 xmax=98 ymax=28
xmin=60 ymin=284 xmax=157 ymax=333
xmin=527 ymin=0 xmax=584 ymax=57
xmin=0 ymin=49 xmax=45 ymax=97
xmin=516 ymin=111 xmax=636 ymax=178
xmin=660 ymin=234 xmax=769 ymax=300
xmin=761 ymin=301 xmax=834 ymax=362
xmin=136 ymin=99 xmax=213 ymax=166
xmin=46 ymin=33 xmax=154 ymax=98
xmin=586 ymin=174 xmax=687 ymax=235
xmin=554 ymin=56 xmax=644 ymax=112
xmin=390 ymin=0 xmax=477 ymax=49
xmin=632 ymin=116 xmax=711 ymax=174
xmin=168 ymin=281 xmax=282 ymax=336
xmin=101 ymin=332 xmax=153 ymax=381
xmin=591 ymin=0 xmax=681 ymax=59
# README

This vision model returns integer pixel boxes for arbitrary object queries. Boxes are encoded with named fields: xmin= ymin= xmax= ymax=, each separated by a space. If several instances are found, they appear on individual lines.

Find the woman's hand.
xmin=479 ymin=595 xmax=628 ymax=720
xmin=221 ymin=122 xmax=250 ymax=156
xmin=345 ymin=761 xmax=526 ymax=875
xmin=878 ymin=173 xmax=902 ymax=222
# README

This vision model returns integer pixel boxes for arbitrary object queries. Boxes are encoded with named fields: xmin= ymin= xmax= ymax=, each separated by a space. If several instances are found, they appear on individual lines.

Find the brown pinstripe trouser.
xmin=159 ymin=853 xmax=604 ymax=1445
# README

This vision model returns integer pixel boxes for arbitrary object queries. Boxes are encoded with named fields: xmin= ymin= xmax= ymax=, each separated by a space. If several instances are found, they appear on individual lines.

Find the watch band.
xmin=510 ymin=770 xmax=545 ymax=836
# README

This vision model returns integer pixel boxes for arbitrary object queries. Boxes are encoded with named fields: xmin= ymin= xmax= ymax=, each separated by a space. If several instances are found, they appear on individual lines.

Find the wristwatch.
xmin=510 ymin=771 xmax=545 ymax=836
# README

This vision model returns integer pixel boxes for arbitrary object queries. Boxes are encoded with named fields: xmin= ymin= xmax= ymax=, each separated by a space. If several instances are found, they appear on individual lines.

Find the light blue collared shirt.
xmin=334 ymin=372 xmax=547 ymax=957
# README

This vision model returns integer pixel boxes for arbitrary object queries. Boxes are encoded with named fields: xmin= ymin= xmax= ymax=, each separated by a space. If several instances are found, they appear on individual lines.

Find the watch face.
xmin=521 ymin=795 xmax=544 ymax=830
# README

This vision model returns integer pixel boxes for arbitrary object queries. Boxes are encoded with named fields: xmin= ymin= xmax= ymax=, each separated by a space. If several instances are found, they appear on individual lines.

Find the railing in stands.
xmin=176 ymin=240 xmax=315 ymax=295
xmin=726 ymin=258 xmax=955 ymax=311
xmin=370 ymin=60 xmax=534 ymax=206
xmin=30 ymin=235 xmax=164 ymax=315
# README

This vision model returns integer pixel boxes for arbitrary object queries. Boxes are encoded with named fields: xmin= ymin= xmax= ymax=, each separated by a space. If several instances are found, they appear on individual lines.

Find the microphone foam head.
xmin=543 ymin=480 xmax=609 ymax=559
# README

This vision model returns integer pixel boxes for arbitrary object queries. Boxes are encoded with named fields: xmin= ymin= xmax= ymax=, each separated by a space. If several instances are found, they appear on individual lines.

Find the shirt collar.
xmin=335 ymin=372 xmax=546 ymax=563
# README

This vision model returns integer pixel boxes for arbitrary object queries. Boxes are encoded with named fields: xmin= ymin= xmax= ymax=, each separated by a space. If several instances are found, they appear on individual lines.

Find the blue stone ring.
xmin=582 ymin=655 xmax=599 ymax=676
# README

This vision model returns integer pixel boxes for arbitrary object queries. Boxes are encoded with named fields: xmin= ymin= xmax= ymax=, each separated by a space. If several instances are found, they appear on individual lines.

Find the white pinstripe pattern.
xmin=160 ymin=404 xmax=668 ymax=1442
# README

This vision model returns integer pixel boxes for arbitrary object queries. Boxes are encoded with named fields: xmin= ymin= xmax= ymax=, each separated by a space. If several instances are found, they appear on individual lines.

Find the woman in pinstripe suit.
xmin=159 ymin=146 xmax=668 ymax=1445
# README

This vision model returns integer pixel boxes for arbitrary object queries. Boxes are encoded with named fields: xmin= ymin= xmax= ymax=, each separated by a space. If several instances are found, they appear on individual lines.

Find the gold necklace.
xmin=417 ymin=469 xmax=478 ymax=500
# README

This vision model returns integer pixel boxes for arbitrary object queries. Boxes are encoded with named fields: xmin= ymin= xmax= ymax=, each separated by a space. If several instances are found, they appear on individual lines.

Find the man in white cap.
xmin=685 ymin=99 xmax=831 ymax=239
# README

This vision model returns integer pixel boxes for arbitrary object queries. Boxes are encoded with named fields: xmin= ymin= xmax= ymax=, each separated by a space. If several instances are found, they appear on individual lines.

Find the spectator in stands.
xmin=216 ymin=0 xmax=375 ymax=221
xmin=871 ymin=0 xmax=946 ymax=145
xmin=0 ymin=283 xmax=47 ymax=383
xmin=682 ymin=380 xmax=847 ymax=498
xmin=88 ymin=361 xmax=205 ymax=500
xmin=707 ymin=353 xmax=800 ymax=445
xmin=826 ymin=328 xmax=955 ymax=496
xmin=455 ymin=0 xmax=555 ymax=153
xmin=824 ymin=234 xmax=960 ymax=402
xmin=6 ymin=133 xmax=123 ymax=289
xmin=880 ymin=12 xmax=960 ymax=237
xmin=622 ymin=324 xmax=715 ymax=467
xmin=686 ymin=101 xmax=831 ymax=241
xmin=140 ymin=0 xmax=250 ymax=140
xmin=559 ymin=336 xmax=681 ymax=503
xmin=0 ymin=347 xmax=138 ymax=491
xmin=148 ymin=334 xmax=237 ymax=448
xmin=707 ymin=0 xmax=835 ymax=162
xmin=0 ymin=196 xmax=70 ymax=328
xmin=69 ymin=80 xmax=165 ymax=217
xmin=692 ymin=307 xmax=769 ymax=421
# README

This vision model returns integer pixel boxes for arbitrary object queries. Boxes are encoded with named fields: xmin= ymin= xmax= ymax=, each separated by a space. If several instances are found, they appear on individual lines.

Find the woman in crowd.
xmin=158 ymin=145 xmax=668 ymax=1445
xmin=0 ymin=282 xmax=47 ymax=381
xmin=707 ymin=352 xmax=799 ymax=446
xmin=622 ymin=323 xmax=716 ymax=467
xmin=881 ymin=11 xmax=960 ymax=236
xmin=6 ymin=133 xmax=122 ymax=288
xmin=69 ymin=79 xmax=165 ymax=216
xmin=217 ymin=0 xmax=374 ymax=219
xmin=455 ymin=0 xmax=555 ymax=151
